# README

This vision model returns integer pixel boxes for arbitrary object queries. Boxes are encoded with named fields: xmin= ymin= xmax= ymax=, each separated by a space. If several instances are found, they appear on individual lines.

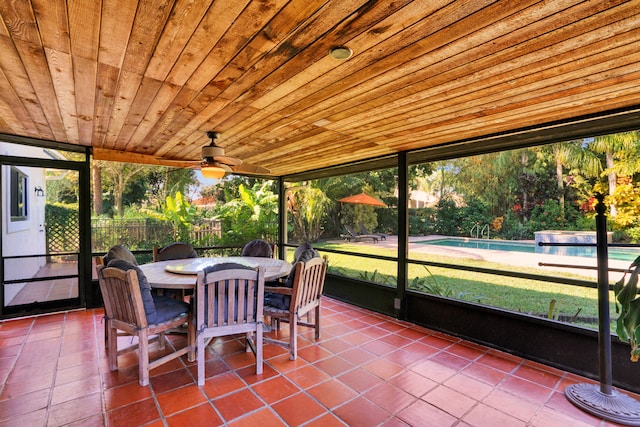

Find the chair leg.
xmin=138 ymin=329 xmax=150 ymax=386
xmin=314 ymin=305 xmax=321 ymax=339
xmin=245 ymin=332 xmax=252 ymax=352
xmin=107 ymin=321 xmax=118 ymax=371
xmin=157 ymin=331 xmax=166 ymax=350
xmin=289 ymin=315 xmax=297 ymax=360
xmin=188 ymin=314 xmax=196 ymax=362
xmin=197 ymin=335 xmax=205 ymax=386
xmin=104 ymin=321 xmax=109 ymax=348
xmin=256 ymin=325 xmax=263 ymax=375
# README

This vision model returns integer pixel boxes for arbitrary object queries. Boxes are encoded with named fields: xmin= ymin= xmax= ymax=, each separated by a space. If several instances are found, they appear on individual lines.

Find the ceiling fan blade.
xmin=213 ymin=155 xmax=242 ymax=166
xmin=201 ymin=141 xmax=242 ymax=166
xmin=199 ymin=131 xmax=272 ymax=176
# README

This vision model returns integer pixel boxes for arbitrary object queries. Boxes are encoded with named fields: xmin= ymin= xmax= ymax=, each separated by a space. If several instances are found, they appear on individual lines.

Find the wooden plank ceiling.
xmin=0 ymin=0 xmax=639 ymax=176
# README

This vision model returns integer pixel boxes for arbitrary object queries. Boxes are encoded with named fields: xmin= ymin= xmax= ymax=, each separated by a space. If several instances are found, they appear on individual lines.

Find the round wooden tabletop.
xmin=138 ymin=257 xmax=292 ymax=289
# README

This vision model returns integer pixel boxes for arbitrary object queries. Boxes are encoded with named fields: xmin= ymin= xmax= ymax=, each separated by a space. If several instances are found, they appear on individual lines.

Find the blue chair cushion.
xmin=106 ymin=259 xmax=157 ymax=323
xmin=263 ymin=293 xmax=289 ymax=310
xmin=151 ymin=295 xmax=189 ymax=324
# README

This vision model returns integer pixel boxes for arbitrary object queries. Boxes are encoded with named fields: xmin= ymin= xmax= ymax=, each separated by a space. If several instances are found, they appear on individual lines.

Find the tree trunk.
xmin=92 ymin=164 xmax=103 ymax=215
xmin=606 ymin=150 xmax=617 ymax=217
xmin=114 ymin=176 xmax=125 ymax=217
xmin=521 ymin=151 xmax=529 ymax=221
xmin=556 ymin=157 xmax=565 ymax=219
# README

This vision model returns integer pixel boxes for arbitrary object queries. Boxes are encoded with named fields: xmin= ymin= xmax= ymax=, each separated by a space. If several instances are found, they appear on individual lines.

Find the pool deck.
xmin=329 ymin=234 xmax=635 ymax=282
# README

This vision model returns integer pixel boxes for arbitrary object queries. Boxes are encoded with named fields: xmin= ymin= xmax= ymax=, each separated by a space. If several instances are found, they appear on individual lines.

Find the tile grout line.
xmin=92 ymin=309 xmax=111 ymax=427
xmin=0 ymin=317 xmax=35 ymax=422
xmin=44 ymin=313 xmax=65 ymax=426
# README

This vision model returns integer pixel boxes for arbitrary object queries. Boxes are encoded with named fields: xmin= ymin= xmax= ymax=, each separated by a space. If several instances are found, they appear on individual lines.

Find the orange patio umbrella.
xmin=338 ymin=192 xmax=387 ymax=207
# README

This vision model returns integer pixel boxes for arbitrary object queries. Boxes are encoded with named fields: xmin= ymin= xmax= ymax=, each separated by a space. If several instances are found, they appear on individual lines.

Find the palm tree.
xmin=287 ymin=185 xmax=332 ymax=242
xmin=551 ymin=140 xmax=600 ymax=218
xmin=588 ymin=132 xmax=639 ymax=216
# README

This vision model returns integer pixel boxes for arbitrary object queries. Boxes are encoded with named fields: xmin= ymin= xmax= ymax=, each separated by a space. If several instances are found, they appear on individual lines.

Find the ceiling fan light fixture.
xmin=201 ymin=164 xmax=226 ymax=179
xmin=329 ymin=46 xmax=352 ymax=60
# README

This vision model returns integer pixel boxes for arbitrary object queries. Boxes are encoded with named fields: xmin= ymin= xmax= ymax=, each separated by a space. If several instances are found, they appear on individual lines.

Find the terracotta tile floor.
xmin=0 ymin=297 xmax=636 ymax=426
xmin=7 ymin=262 xmax=78 ymax=306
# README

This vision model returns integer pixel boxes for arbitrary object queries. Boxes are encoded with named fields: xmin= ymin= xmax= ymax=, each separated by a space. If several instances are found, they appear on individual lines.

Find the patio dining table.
xmin=138 ymin=256 xmax=292 ymax=289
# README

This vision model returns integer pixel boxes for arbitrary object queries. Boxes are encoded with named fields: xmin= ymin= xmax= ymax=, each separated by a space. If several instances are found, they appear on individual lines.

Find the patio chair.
xmin=263 ymin=256 xmax=327 ymax=360
xmin=241 ymin=239 xmax=275 ymax=258
xmin=94 ymin=255 xmax=105 ymax=271
xmin=95 ymin=255 xmax=129 ymax=348
xmin=196 ymin=264 xmax=265 ymax=385
xmin=153 ymin=242 xmax=198 ymax=262
xmin=97 ymin=252 xmax=143 ymax=347
xmin=153 ymin=242 xmax=198 ymax=299
xmin=103 ymin=244 xmax=138 ymax=265
xmin=95 ymin=255 xmax=110 ymax=347
xmin=358 ymin=221 xmax=386 ymax=240
xmin=97 ymin=262 xmax=195 ymax=386
xmin=341 ymin=224 xmax=378 ymax=243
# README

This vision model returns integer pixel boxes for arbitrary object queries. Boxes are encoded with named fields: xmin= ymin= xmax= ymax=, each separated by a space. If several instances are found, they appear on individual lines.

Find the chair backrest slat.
xmin=291 ymin=256 xmax=327 ymax=313
xmin=237 ymin=280 xmax=247 ymax=323
xmin=224 ymin=280 xmax=236 ymax=325
xmin=197 ymin=267 xmax=264 ymax=329
xmin=98 ymin=267 xmax=146 ymax=328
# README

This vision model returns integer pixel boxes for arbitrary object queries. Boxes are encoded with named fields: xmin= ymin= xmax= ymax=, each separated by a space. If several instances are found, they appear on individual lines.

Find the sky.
xmin=188 ymin=170 xmax=220 ymax=200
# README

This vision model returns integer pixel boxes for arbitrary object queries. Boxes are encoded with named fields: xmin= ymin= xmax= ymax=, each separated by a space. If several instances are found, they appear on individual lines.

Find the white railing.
xmin=481 ymin=224 xmax=489 ymax=239
xmin=470 ymin=223 xmax=490 ymax=239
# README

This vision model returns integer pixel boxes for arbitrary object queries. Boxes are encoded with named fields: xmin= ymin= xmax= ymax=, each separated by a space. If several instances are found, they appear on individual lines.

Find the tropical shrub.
xmin=460 ymin=197 xmax=492 ymax=235
xmin=377 ymin=206 xmax=398 ymax=235
xmin=608 ymin=179 xmax=640 ymax=240
xmin=340 ymin=203 xmax=377 ymax=235
xmin=212 ymin=182 xmax=278 ymax=246
xmin=614 ymin=256 xmax=640 ymax=362
xmin=525 ymin=199 xmax=582 ymax=235
xmin=162 ymin=191 xmax=198 ymax=241
xmin=626 ymin=227 xmax=640 ymax=244
xmin=409 ymin=208 xmax=435 ymax=236
xmin=499 ymin=211 xmax=531 ymax=240
xmin=435 ymin=196 xmax=463 ymax=236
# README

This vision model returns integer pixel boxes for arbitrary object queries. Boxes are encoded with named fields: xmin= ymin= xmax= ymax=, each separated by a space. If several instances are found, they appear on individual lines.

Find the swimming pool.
xmin=417 ymin=238 xmax=640 ymax=262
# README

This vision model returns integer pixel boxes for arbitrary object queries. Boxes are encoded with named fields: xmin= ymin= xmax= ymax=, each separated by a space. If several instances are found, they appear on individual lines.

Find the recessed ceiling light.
xmin=329 ymin=46 xmax=353 ymax=60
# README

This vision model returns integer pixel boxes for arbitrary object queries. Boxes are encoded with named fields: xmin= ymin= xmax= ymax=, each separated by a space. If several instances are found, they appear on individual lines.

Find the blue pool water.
xmin=418 ymin=238 xmax=640 ymax=262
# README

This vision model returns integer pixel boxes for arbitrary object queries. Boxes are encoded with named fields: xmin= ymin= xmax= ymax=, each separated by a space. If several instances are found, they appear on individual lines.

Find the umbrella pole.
xmin=565 ymin=194 xmax=640 ymax=425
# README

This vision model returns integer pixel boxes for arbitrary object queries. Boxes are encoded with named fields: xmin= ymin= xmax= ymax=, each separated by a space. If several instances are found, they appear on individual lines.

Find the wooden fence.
xmin=90 ymin=218 xmax=221 ymax=252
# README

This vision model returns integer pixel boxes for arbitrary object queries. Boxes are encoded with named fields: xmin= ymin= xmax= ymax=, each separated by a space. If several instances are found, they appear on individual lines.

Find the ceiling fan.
xmin=161 ymin=131 xmax=270 ymax=178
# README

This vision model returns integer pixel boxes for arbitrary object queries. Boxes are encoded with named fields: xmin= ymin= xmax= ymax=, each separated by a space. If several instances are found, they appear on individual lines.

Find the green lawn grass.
xmin=313 ymin=242 xmax=615 ymax=330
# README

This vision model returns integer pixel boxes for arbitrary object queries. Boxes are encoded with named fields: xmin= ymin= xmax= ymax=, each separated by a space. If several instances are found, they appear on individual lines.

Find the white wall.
xmin=1 ymin=143 xmax=48 ymax=302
